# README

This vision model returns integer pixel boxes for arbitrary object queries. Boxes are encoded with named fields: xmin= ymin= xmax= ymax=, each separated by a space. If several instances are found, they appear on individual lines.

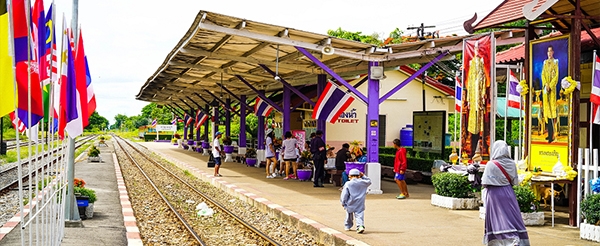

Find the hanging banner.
xmin=292 ymin=130 xmax=306 ymax=152
xmin=528 ymin=34 xmax=571 ymax=171
xmin=461 ymin=34 xmax=494 ymax=159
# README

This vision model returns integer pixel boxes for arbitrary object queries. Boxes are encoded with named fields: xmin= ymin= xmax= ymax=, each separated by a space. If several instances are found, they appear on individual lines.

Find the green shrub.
xmin=431 ymin=172 xmax=473 ymax=198
xmin=88 ymin=146 xmax=100 ymax=157
xmin=513 ymin=185 xmax=539 ymax=213
xmin=74 ymin=187 xmax=97 ymax=203
xmin=581 ymin=194 xmax=600 ymax=225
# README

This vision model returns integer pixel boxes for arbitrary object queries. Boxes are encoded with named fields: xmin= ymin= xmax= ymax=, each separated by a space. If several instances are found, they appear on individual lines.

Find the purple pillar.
xmin=240 ymin=95 xmax=247 ymax=147
xmin=317 ymin=74 xmax=327 ymax=141
xmin=283 ymin=86 xmax=291 ymax=134
xmin=188 ymin=110 xmax=194 ymax=140
xmin=225 ymin=98 xmax=231 ymax=136
xmin=204 ymin=105 xmax=209 ymax=141
xmin=257 ymin=90 xmax=265 ymax=150
xmin=367 ymin=62 xmax=380 ymax=163
xmin=214 ymin=106 xmax=220 ymax=134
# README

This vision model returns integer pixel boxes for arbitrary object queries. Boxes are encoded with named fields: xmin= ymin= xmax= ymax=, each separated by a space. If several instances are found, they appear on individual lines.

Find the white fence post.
xmin=577 ymin=148 xmax=583 ymax=227
xmin=594 ymin=149 xmax=599 ymax=180
xmin=585 ymin=149 xmax=590 ymax=198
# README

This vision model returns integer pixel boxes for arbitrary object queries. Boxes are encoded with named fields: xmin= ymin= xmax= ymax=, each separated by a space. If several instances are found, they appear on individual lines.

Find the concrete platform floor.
xmin=141 ymin=142 xmax=595 ymax=246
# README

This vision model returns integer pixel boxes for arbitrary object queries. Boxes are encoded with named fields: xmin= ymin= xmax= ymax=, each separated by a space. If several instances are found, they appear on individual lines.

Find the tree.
xmin=327 ymin=28 xmax=382 ymax=46
xmin=85 ymin=111 xmax=109 ymax=131
xmin=141 ymin=103 xmax=173 ymax=124
xmin=112 ymin=114 xmax=128 ymax=130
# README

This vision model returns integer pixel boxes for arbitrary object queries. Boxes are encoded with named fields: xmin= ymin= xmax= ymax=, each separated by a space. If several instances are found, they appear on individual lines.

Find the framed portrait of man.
xmin=528 ymin=34 xmax=571 ymax=170
xmin=461 ymin=34 xmax=493 ymax=159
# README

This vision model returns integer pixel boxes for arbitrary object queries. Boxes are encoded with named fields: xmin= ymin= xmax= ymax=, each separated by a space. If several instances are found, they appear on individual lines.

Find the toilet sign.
xmin=156 ymin=125 xmax=177 ymax=132
xmin=337 ymin=108 xmax=359 ymax=124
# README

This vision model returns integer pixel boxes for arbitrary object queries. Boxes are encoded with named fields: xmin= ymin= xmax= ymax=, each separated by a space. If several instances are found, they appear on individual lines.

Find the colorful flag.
xmin=185 ymin=114 xmax=193 ymax=127
xmin=455 ymin=76 xmax=462 ymax=112
xmin=42 ymin=3 xmax=55 ymax=123
xmin=312 ymin=80 xmax=355 ymax=123
xmin=507 ymin=71 xmax=521 ymax=109
xmin=170 ymin=117 xmax=177 ymax=125
xmin=9 ymin=112 xmax=26 ymax=133
xmin=195 ymin=110 xmax=208 ymax=130
xmin=254 ymin=97 xmax=274 ymax=117
xmin=57 ymin=17 xmax=69 ymax=138
xmin=151 ymin=118 xmax=157 ymax=127
xmin=62 ymin=22 xmax=82 ymax=138
xmin=0 ymin=0 xmax=15 ymax=117
xmin=74 ymin=29 xmax=89 ymax=127
xmin=592 ymin=55 xmax=600 ymax=125
xmin=13 ymin=0 xmax=44 ymax=128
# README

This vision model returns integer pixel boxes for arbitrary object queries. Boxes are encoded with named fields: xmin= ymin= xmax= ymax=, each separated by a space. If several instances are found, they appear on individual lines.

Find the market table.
xmin=531 ymin=174 xmax=574 ymax=227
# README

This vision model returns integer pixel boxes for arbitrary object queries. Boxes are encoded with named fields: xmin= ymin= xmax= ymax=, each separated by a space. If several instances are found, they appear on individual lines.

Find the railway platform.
xmin=140 ymin=141 xmax=591 ymax=246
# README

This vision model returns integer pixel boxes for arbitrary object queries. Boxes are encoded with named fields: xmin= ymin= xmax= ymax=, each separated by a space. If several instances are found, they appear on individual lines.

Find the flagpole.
xmin=591 ymin=50 xmax=596 ymax=159
xmin=518 ymin=63 xmax=523 ymax=159
xmin=504 ymin=68 xmax=509 ymax=141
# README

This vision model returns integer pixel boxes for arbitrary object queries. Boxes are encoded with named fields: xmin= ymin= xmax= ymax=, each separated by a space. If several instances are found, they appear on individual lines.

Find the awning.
xmin=496 ymin=97 xmax=524 ymax=118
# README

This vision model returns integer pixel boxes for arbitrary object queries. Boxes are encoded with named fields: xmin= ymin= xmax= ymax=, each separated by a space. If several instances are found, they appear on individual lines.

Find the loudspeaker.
xmin=321 ymin=45 xmax=334 ymax=55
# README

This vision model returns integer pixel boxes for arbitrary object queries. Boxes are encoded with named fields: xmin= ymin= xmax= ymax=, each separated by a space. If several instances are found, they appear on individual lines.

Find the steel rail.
xmin=116 ymin=135 xmax=281 ymax=246
xmin=113 ymin=136 xmax=207 ymax=246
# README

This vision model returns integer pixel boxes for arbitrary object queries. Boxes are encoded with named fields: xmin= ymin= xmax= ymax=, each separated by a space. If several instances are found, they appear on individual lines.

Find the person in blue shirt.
xmin=340 ymin=168 xmax=371 ymax=233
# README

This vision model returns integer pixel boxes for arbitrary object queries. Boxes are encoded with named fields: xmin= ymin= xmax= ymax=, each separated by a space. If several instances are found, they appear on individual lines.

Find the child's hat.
xmin=349 ymin=169 xmax=360 ymax=176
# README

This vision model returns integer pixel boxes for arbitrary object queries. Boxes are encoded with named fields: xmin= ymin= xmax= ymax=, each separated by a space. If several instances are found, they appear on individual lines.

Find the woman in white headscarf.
xmin=482 ymin=140 xmax=530 ymax=246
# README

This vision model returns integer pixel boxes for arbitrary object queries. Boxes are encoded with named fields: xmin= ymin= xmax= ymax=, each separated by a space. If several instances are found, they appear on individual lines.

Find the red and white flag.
xmin=591 ymin=55 xmax=600 ymax=124
xmin=254 ymin=97 xmax=274 ymax=117
xmin=507 ymin=71 xmax=521 ymax=109
xmin=312 ymin=80 xmax=355 ymax=123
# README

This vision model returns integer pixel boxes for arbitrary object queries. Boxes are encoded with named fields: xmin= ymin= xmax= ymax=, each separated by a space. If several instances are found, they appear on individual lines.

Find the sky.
xmin=49 ymin=0 xmax=504 ymax=125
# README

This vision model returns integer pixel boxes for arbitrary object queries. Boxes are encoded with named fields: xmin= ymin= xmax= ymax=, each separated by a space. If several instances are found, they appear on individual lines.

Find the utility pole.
xmin=407 ymin=23 xmax=437 ymax=40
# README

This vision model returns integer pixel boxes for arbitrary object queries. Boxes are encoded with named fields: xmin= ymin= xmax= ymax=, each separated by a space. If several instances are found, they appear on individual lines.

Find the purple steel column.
xmin=214 ymin=105 xmax=220 ymax=134
xmin=240 ymin=95 xmax=247 ymax=147
xmin=257 ymin=90 xmax=265 ymax=150
xmin=367 ymin=61 xmax=380 ymax=163
xmin=189 ymin=109 xmax=194 ymax=140
xmin=225 ymin=98 xmax=231 ymax=136
xmin=204 ymin=104 xmax=209 ymax=140
xmin=183 ymin=124 xmax=188 ymax=141
xmin=283 ymin=86 xmax=291 ymax=133
xmin=317 ymin=74 xmax=327 ymax=141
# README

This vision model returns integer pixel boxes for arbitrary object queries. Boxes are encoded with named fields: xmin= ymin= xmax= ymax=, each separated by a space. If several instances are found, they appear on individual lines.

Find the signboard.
xmin=292 ymin=130 xmax=306 ymax=152
xmin=413 ymin=111 xmax=446 ymax=154
xmin=528 ymin=34 xmax=571 ymax=171
xmin=337 ymin=108 xmax=359 ymax=123
xmin=156 ymin=124 xmax=177 ymax=132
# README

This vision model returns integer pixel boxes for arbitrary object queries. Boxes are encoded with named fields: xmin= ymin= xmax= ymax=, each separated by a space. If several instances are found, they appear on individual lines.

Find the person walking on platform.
xmin=281 ymin=131 xmax=298 ymax=180
xmin=310 ymin=130 xmax=327 ymax=187
xmin=393 ymin=139 xmax=409 ymax=199
xmin=265 ymin=129 xmax=278 ymax=178
xmin=482 ymin=140 xmax=530 ymax=246
xmin=340 ymin=169 xmax=371 ymax=233
xmin=213 ymin=132 xmax=224 ymax=177
xmin=336 ymin=143 xmax=352 ymax=187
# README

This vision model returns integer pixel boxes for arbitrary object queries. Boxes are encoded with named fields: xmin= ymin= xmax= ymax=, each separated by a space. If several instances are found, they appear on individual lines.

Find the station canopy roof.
xmin=137 ymin=10 xmax=524 ymax=110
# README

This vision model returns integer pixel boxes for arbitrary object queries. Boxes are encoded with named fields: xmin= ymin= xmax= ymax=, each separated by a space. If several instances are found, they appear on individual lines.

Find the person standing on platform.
xmin=542 ymin=45 xmax=559 ymax=143
xmin=213 ymin=132 xmax=224 ymax=177
xmin=393 ymin=139 xmax=409 ymax=199
xmin=281 ymin=131 xmax=298 ymax=180
xmin=265 ymin=129 xmax=278 ymax=178
xmin=310 ymin=130 xmax=327 ymax=187
xmin=336 ymin=143 xmax=352 ymax=187
xmin=482 ymin=140 xmax=530 ymax=246
xmin=340 ymin=169 xmax=371 ymax=233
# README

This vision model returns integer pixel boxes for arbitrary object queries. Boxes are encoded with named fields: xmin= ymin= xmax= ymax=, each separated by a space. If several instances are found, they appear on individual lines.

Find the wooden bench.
xmin=327 ymin=169 xmax=344 ymax=186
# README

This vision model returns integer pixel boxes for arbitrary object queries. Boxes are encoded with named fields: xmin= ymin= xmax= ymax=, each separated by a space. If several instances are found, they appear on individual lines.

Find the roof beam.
xmin=197 ymin=18 xmax=384 ymax=61
xmin=203 ymin=89 xmax=241 ymax=116
xmin=167 ymin=61 xmax=272 ymax=80
xmin=219 ymin=84 xmax=254 ymax=112
xmin=259 ymin=64 xmax=316 ymax=107
xmin=235 ymin=75 xmax=283 ymax=112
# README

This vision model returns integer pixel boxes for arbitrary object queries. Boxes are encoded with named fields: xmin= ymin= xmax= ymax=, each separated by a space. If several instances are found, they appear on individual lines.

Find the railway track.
xmin=0 ymin=135 xmax=97 ymax=193
xmin=114 ymin=135 xmax=282 ymax=246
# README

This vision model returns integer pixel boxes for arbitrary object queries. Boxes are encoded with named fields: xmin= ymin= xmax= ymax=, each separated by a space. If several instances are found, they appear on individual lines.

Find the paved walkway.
xmin=142 ymin=141 xmax=594 ymax=246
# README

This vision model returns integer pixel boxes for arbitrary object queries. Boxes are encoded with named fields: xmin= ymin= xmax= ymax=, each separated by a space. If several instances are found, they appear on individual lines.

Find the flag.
xmin=185 ymin=113 xmax=193 ymax=127
xmin=254 ymin=97 xmax=274 ymax=117
xmin=57 ymin=17 xmax=68 ymax=138
xmin=45 ymin=4 xmax=58 ymax=131
xmin=507 ymin=71 xmax=521 ymax=109
xmin=151 ymin=118 xmax=157 ymax=127
xmin=170 ymin=117 xmax=177 ymax=125
xmin=74 ymin=28 xmax=89 ymax=127
xmin=62 ymin=22 xmax=82 ymax=138
xmin=9 ymin=112 xmax=26 ymax=133
xmin=195 ymin=110 xmax=208 ymax=130
xmin=13 ymin=0 xmax=44 ymax=128
xmin=592 ymin=55 xmax=600 ymax=125
xmin=0 ymin=0 xmax=15 ymax=117
xmin=312 ymin=80 xmax=355 ymax=123
xmin=41 ymin=3 xmax=55 ymax=123
xmin=455 ymin=76 xmax=462 ymax=112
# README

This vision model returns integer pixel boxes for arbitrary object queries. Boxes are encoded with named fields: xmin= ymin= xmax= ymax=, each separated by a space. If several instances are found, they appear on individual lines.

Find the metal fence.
xmin=576 ymin=148 xmax=599 ymax=226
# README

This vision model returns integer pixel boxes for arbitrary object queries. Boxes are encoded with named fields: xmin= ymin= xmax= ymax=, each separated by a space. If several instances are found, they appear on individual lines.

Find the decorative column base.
xmin=256 ymin=150 xmax=266 ymax=168
xmin=365 ymin=162 xmax=383 ymax=194
xmin=238 ymin=147 xmax=247 ymax=155
xmin=203 ymin=149 xmax=210 ymax=156
xmin=224 ymin=153 xmax=233 ymax=162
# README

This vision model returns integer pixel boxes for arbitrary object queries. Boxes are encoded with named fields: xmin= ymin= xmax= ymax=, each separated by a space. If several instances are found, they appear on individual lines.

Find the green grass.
xmin=115 ymin=131 xmax=143 ymax=142
xmin=0 ymin=143 xmax=55 ymax=165
xmin=183 ymin=170 xmax=192 ymax=177
xmin=74 ymin=143 xmax=92 ymax=158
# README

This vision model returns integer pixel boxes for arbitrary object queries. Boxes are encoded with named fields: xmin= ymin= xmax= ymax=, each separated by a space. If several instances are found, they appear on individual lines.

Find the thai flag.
xmin=254 ymin=97 xmax=274 ymax=117
xmin=312 ymin=80 xmax=355 ymax=123
xmin=592 ymin=56 xmax=600 ymax=125
xmin=184 ymin=113 xmax=193 ymax=127
xmin=75 ymin=29 xmax=90 ymax=127
xmin=195 ymin=110 xmax=208 ymax=130
xmin=455 ymin=76 xmax=462 ymax=112
xmin=62 ymin=23 xmax=83 ymax=138
xmin=170 ymin=117 xmax=177 ymax=125
xmin=507 ymin=71 xmax=521 ymax=109
xmin=151 ymin=118 xmax=157 ymax=127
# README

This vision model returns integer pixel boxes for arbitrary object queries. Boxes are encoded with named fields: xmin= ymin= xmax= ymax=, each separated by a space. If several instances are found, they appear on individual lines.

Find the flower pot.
xmin=187 ymin=140 xmax=195 ymax=146
xmin=246 ymin=158 xmax=257 ymax=167
xmin=581 ymin=222 xmax=600 ymax=242
xmin=521 ymin=212 xmax=544 ymax=226
xmin=202 ymin=141 xmax=210 ymax=149
xmin=85 ymin=203 xmax=94 ymax=219
xmin=430 ymin=194 xmax=479 ymax=210
xmin=297 ymin=169 xmax=312 ymax=181
xmin=345 ymin=162 xmax=366 ymax=174
xmin=224 ymin=145 xmax=234 ymax=154
xmin=88 ymin=156 xmax=101 ymax=162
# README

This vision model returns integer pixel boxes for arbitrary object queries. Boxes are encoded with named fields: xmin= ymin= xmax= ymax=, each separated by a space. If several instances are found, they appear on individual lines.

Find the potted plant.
xmin=513 ymin=185 xmax=544 ymax=225
xmin=222 ymin=136 xmax=234 ymax=154
xmin=245 ymin=148 xmax=257 ymax=167
xmin=98 ymin=136 xmax=107 ymax=147
xmin=297 ymin=150 xmax=313 ymax=181
xmin=88 ymin=146 xmax=101 ymax=162
xmin=73 ymin=178 xmax=97 ymax=219
xmin=580 ymin=193 xmax=600 ymax=242
xmin=431 ymin=172 xmax=479 ymax=210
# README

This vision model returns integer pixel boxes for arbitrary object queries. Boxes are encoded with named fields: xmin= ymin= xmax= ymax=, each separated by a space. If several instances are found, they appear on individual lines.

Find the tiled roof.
xmin=399 ymin=66 xmax=455 ymax=96
xmin=475 ymin=0 xmax=546 ymax=30
xmin=496 ymin=28 xmax=600 ymax=64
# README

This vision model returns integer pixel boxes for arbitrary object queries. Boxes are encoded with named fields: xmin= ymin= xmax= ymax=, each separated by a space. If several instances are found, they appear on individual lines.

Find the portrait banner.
xmin=528 ymin=34 xmax=571 ymax=171
xmin=460 ymin=34 xmax=494 ymax=159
